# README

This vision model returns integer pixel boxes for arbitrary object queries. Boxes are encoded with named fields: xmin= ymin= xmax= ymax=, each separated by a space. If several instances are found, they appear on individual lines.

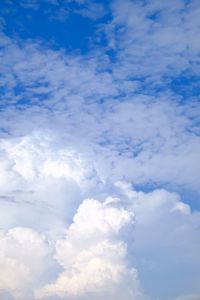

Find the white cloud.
xmin=0 ymin=129 xmax=200 ymax=299
xmin=0 ymin=131 xmax=95 ymax=233
xmin=0 ymin=1 xmax=200 ymax=299
xmin=75 ymin=1 xmax=106 ymax=20
xmin=0 ymin=227 xmax=52 ymax=300
xmin=0 ymin=32 xmax=200 ymax=193
xmin=36 ymin=198 xmax=144 ymax=300
xmin=116 ymin=182 xmax=200 ymax=299
xmin=0 ymin=169 xmax=199 ymax=299
xmin=1 ymin=132 xmax=86 ymax=183
xmin=106 ymin=0 xmax=200 ymax=80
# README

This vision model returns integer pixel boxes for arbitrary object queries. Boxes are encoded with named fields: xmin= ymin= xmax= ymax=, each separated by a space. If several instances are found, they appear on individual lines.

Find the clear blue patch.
xmin=0 ymin=0 xmax=111 ymax=53
xmin=171 ymin=75 xmax=200 ymax=100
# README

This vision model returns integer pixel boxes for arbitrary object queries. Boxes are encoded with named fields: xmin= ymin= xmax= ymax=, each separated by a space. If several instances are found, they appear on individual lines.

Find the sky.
xmin=0 ymin=0 xmax=200 ymax=299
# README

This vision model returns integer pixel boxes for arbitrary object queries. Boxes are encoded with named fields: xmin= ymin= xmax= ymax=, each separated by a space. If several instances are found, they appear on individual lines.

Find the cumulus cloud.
xmin=0 ymin=131 xmax=94 ymax=232
xmin=0 ymin=0 xmax=200 ymax=299
xmin=0 ymin=227 xmax=53 ymax=300
xmin=36 ymin=198 xmax=144 ymax=300
xmin=116 ymin=182 xmax=200 ymax=299
xmin=0 ymin=129 xmax=200 ymax=299
xmin=0 ymin=192 xmax=144 ymax=300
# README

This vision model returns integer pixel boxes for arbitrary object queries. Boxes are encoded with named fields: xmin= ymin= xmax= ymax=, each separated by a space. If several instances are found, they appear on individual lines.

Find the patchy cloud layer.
xmin=0 ymin=132 xmax=200 ymax=300
xmin=0 ymin=0 xmax=200 ymax=300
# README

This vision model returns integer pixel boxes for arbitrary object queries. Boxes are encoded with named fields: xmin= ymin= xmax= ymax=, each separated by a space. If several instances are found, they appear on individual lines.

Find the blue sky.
xmin=0 ymin=1 xmax=200 ymax=300
xmin=0 ymin=0 xmax=110 ymax=51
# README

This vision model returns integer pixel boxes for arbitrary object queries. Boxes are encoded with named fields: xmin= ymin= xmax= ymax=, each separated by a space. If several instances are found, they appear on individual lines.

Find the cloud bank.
xmin=0 ymin=0 xmax=200 ymax=299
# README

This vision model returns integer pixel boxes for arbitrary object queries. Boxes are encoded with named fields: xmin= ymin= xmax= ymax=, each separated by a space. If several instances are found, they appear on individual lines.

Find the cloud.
xmin=20 ymin=0 xmax=39 ymax=9
xmin=0 ymin=131 xmax=94 ymax=232
xmin=75 ymin=1 xmax=106 ymax=20
xmin=116 ymin=182 xmax=200 ymax=299
xmin=0 ymin=158 xmax=200 ymax=300
xmin=0 ymin=227 xmax=53 ymax=300
xmin=0 ymin=1 xmax=200 ymax=299
xmin=2 ymin=0 xmax=107 ymax=21
xmin=0 ymin=195 xmax=144 ymax=300
xmin=36 ymin=198 xmax=144 ymax=300
xmin=0 ymin=34 xmax=200 ymax=193
xmin=175 ymin=295 xmax=200 ymax=300
xmin=105 ymin=0 xmax=200 ymax=85
xmin=0 ymin=129 xmax=200 ymax=299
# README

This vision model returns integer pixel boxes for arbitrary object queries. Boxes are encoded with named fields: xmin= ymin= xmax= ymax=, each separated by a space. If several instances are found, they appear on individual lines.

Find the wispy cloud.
xmin=104 ymin=0 xmax=200 ymax=87
xmin=0 ymin=33 xmax=199 ymax=192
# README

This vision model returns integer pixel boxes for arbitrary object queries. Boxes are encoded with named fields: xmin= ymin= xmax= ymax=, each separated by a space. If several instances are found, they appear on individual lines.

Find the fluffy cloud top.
xmin=36 ymin=198 xmax=143 ymax=300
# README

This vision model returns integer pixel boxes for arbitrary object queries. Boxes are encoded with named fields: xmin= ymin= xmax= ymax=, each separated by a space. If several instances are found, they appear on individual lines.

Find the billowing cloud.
xmin=0 ymin=227 xmax=53 ymax=300
xmin=36 ymin=198 xmax=144 ymax=300
xmin=0 ymin=130 xmax=200 ymax=299
xmin=116 ymin=182 xmax=200 ymax=299
xmin=0 ymin=0 xmax=200 ymax=299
